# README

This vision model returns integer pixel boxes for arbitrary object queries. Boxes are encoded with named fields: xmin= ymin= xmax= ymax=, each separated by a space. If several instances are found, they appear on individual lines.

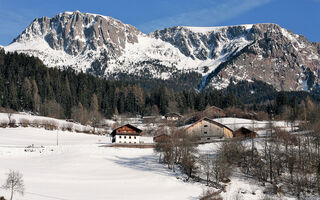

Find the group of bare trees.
xmin=223 ymin=125 xmax=320 ymax=198
xmin=197 ymin=140 xmax=244 ymax=188
xmin=71 ymin=93 xmax=103 ymax=130
xmin=155 ymin=124 xmax=320 ymax=198
xmin=154 ymin=128 xmax=198 ymax=179
xmin=154 ymin=128 xmax=236 ymax=185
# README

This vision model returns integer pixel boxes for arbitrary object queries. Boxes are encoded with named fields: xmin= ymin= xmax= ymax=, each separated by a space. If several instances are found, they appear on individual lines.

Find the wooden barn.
xmin=153 ymin=134 xmax=171 ymax=143
xmin=111 ymin=124 xmax=142 ymax=144
xmin=185 ymin=117 xmax=233 ymax=143
xmin=203 ymin=106 xmax=226 ymax=118
xmin=233 ymin=127 xmax=258 ymax=138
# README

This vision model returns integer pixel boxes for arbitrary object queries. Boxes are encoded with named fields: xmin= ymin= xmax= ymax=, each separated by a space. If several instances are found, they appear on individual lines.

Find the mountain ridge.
xmin=3 ymin=11 xmax=320 ymax=91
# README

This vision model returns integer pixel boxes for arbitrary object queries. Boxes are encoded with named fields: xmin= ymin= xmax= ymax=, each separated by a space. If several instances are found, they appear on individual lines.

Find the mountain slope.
xmin=206 ymin=24 xmax=320 ymax=91
xmin=4 ymin=11 xmax=320 ymax=91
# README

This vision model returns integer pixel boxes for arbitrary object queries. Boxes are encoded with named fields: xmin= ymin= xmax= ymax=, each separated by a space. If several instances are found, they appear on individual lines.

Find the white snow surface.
xmin=183 ymin=24 xmax=253 ymax=33
xmin=4 ymin=37 xmax=100 ymax=73
xmin=3 ymin=13 xmax=256 ymax=81
xmin=0 ymin=114 xmax=303 ymax=200
xmin=213 ymin=117 xmax=297 ymax=135
xmin=0 ymin=127 xmax=204 ymax=200
xmin=0 ymin=112 xmax=103 ymax=133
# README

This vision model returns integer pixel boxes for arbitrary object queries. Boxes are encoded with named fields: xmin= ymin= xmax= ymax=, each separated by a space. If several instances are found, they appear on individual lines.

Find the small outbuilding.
xmin=233 ymin=127 xmax=258 ymax=138
xmin=185 ymin=117 xmax=233 ymax=143
xmin=153 ymin=134 xmax=171 ymax=143
xmin=111 ymin=124 xmax=142 ymax=144
xmin=165 ymin=112 xmax=182 ymax=121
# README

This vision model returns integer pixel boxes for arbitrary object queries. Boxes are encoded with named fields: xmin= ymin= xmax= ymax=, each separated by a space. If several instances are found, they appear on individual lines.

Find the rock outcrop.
xmin=4 ymin=11 xmax=320 ymax=91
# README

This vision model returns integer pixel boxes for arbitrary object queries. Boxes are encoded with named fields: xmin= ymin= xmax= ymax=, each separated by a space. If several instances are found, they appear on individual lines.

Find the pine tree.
xmin=32 ymin=79 xmax=41 ymax=113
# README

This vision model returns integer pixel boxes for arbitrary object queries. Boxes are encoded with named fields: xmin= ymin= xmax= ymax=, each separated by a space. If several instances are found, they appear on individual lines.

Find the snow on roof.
xmin=185 ymin=117 xmax=233 ymax=132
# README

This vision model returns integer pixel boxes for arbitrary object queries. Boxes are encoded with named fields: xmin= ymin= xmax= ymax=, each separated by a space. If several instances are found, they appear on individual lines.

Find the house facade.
xmin=165 ymin=113 xmax=182 ymax=121
xmin=185 ymin=117 xmax=233 ymax=143
xmin=111 ymin=124 xmax=142 ymax=144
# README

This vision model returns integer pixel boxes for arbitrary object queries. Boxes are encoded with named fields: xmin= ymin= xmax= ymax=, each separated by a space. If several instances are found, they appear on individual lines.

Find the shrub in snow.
xmin=0 ymin=196 xmax=6 ymax=200
xmin=74 ymin=127 xmax=82 ymax=133
xmin=20 ymin=118 xmax=30 ymax=127
xmin=8 ymin=119 xmax=17 ymax=128
xmin=96 ymin=129 xmax=106 ymax=135
xmin=199 ymin=189 xmax=222 ymax=200
xmin=43 ymin=120 xmax=58 ymax=130
xmin=0 ymin=121 xmax=8 ymax=128
xmin=61 ymin=123 xmax=73 ymax=132
xmin=31 ymin=119 xmax=42 ymax=128
xmin=66 ymin=124 xmax=73 ymax=132
xmin=82 ymin=127 xmax=93 ymax=134
xmin=262 ymin=194 xmax=278 ymax=200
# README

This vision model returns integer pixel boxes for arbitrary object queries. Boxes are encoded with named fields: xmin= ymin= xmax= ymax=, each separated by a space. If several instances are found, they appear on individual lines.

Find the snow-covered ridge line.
xmin=182 ymin=24 xmax=254 ymax=33
xmin=4 ymin=11 xmax=319 ymax=91
xmin=0 ymin=112 xmax=109 ymax=134
xmin=60 ymin=10 xmax=133 ymax=27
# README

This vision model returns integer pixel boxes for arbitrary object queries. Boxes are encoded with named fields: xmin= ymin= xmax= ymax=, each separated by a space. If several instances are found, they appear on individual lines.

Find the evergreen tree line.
xmin=0 ymin=50 xmax=241 ymax=122
xmin=0 ymin=49 xmax=319 ymax=123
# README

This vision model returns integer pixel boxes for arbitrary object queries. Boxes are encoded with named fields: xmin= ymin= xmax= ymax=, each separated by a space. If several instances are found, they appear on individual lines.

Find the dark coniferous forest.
xmin=0 ymin=49 xmax=318 ymax=121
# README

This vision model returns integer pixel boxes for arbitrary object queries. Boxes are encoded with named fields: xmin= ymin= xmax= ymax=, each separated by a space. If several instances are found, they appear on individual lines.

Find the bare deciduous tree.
xmin=2 ymin=170 xmax=24 ymax=200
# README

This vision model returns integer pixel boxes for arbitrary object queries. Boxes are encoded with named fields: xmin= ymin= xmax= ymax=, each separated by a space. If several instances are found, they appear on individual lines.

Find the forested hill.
xmin=0 ymin=49 xmax=318 ymax=121
xmin=0 ymin=50 xmax=242 ymax=120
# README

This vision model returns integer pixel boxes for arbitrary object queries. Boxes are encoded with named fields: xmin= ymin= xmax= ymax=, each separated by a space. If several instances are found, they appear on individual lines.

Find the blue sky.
xmin=0 ymin=0 xmax=319 ymax=45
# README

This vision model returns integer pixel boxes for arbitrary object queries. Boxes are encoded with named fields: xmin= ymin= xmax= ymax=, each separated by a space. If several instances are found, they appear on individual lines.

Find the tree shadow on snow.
xmin=107 ymin=155 xmax=182 ymax=177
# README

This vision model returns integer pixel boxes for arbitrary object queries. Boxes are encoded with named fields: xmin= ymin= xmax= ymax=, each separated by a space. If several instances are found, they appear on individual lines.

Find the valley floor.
xmin=0 ymin=127 xmax=307 ymax=200
xmin=0 ymin=127 xmax=204 ymax=200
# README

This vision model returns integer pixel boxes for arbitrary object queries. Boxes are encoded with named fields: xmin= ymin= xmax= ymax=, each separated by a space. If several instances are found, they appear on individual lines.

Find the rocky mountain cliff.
xmin=4 ymin=11 xmax=320 ymax=91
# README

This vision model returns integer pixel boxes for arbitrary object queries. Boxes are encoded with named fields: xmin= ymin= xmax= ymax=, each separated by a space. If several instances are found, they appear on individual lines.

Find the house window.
xmin=119 ymin=141 xmax=121 ymax=143
xmin=129 ymin=142 xmax=131 ymax=143
xmin=204 ymin=132 xmax=207 ymax=134
xmin=207 ymin=138 xmax=210 ymax=140
xmin=124 ymin=141 xmax=126 ymax=143
xmin=129 ymin=136 xmax=131 ymax=139
xmin=124 ymin=136 xmax=126 ymax=139
xmin=204 ymin=125 xmax=208 ymax=127
xmin=119 ymin=136 xmax=121 ymax=138
xmin=134 ymin=142 xmax=136 ymax=144
xmin=134 ymin=136 xmax=136 ymax=139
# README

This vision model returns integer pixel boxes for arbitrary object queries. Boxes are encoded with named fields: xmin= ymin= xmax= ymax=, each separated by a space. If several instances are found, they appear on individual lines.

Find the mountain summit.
xmin=4 ymin=11 xmax=320 ymax=91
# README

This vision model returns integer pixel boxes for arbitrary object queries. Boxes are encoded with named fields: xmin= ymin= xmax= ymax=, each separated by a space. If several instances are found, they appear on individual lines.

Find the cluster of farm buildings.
xmin=110 ymin=106 xmax=258 ymax=145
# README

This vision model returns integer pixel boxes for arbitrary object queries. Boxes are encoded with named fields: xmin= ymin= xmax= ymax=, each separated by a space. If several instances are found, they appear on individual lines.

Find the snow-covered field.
xmin=213 ymin=117 xmax=298 ymax=135
xmin=0 ymin=127 xmax=204 ymax=200
xmin=0 ymin=114 xmax=303 ymax=199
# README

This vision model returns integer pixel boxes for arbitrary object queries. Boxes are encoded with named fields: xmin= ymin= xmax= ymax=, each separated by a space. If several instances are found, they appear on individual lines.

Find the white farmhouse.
xmin=111 ymin=124 xmax=142 ymax=144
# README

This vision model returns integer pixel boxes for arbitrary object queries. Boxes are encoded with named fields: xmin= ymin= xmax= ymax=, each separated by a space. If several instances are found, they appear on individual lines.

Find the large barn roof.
xmin=111 ymin=124 xmax=142 ymax=136
xmin=185 ymin=117 xmax=233 ymax=132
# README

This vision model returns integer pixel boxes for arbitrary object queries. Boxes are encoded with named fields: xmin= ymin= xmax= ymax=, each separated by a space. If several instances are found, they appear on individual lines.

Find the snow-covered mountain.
xmin=4 ymin=11 xmax=320 ymax=91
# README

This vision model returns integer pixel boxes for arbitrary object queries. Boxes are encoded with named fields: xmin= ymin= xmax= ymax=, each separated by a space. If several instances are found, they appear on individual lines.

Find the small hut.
xmin=165 ymin=113 xmax=182 ymax=121
xmin=233 ymin=127 xmax=258 ymax=138
xmin=153 ymin=134 xmax=171 ymax=143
